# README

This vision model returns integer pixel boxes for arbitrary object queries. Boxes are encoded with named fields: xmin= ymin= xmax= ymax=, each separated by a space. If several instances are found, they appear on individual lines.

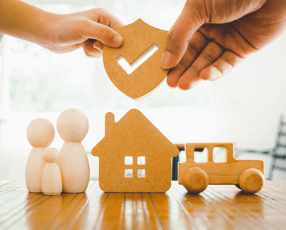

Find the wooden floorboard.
xmin=0 ymin=180 xmax=286 ymax=230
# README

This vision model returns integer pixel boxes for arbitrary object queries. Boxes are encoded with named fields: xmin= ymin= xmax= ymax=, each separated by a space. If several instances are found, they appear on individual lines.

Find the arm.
xmin=0 ymin=0 xmax=123 ymax=57
xmin=0 ymin=0 xmax=56 ymax=47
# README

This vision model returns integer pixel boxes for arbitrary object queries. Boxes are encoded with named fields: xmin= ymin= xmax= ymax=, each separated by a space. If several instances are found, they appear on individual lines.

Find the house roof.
xmin=92 ymin=109 xmax=178 ymax=157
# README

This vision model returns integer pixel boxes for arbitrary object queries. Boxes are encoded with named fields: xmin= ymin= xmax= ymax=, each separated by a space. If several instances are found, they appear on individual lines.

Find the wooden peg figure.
xmin=25 ymin=118 xmax=55 ymax=192
xmin=42 ymin=148 xmax=62 ymax=195
xmin=57 ymin=108 xmax=90 ymax=193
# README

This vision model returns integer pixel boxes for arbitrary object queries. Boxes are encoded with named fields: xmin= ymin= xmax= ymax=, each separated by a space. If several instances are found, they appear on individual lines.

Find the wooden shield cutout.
xmin=103 ymin=19 xmax=168 ymax=100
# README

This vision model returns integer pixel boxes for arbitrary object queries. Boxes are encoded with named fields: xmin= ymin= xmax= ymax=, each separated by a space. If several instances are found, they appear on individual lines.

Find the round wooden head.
xmin=43 ymin=148 xmax=59 ymax=163
xmin=57 ymin=108 xmax=89 ymax=142
xmin=27 ymin=118 xmax=55 ymax=148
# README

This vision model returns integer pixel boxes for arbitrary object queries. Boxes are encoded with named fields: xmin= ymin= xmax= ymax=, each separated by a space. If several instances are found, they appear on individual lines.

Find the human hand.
xmin=46 ymin=8 xmax=124 ymax=57
xmin=162 ymin=0 xmax=286 ymax=90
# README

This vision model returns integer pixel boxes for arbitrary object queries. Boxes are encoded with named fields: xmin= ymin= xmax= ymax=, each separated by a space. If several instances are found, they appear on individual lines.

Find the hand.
xmin=46 ymin=8 xmax=124 ymax=57
xmin=162 ymin=0 xmax=286 ymax=90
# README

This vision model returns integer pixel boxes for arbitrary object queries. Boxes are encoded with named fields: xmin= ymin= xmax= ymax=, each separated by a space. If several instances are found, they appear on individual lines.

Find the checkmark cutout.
xmin=116 ymin=43 xmax=159 ymax=75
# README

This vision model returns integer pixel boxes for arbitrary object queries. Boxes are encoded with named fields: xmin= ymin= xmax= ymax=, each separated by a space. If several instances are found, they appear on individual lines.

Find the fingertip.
xmin=200 ymin=67 xmax=222 ymax=81
xmin=178 ymin=78 xmax=201 ymax=90
xmin=113 ymin=35 xmax=123 ymax=47
xmin=82 ymin=46 xmax=103 ymax=58
xmin=177 ymin=80 xmax=191 ymax=90
xmin=161 ymin=51 xmax=174 ymax=69
xmin=199 ymin=69 xmax=210 ymax=80
xmin=166 ymin=77 xmax=178 ymax=88
xmin=84 ymin=50 xmax=95 ymax=58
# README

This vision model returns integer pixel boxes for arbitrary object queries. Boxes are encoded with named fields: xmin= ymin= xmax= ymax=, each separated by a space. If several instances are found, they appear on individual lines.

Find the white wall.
xmin=209 ymin=31 xmax=286 ymax=150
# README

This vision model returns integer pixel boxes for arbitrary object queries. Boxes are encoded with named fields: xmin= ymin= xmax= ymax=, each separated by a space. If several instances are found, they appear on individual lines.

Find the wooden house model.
xmin=92 ymin=109 xmax=179 ymax=192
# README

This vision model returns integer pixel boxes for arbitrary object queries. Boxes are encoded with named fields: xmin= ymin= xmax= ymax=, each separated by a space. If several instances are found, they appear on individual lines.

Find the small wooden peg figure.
xmin=42 ymin=148 xmax=62 ymax=195
xmin=25 ymin=118 xmax=55 ymax=193
xmin=57 ymin=108 xmax=90 ymax=193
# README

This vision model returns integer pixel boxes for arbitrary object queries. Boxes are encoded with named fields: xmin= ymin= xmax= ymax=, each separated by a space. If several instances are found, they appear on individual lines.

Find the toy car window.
xmin=213 ymin=147 xmax=227 ymax=163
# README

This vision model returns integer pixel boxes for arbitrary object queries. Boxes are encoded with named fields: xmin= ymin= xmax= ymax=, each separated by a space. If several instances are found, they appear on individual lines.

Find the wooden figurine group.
xmin=25 ymin=108 xmax=90 ymax=195
xmin=25 ymin=19 xmax=265 ymax=195
xmin=26 ymin=108 xmax=264 ymax=195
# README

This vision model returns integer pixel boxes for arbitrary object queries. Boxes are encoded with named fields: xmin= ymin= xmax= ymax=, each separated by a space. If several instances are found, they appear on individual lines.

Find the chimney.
xmin=105 ymin=112 xmax=115 ymax=134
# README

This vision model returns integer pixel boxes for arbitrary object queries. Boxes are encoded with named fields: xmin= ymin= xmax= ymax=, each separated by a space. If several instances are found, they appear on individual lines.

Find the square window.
xmin=125 ymin=156 xmax=133 ymax=165
xmin=194 ymin=148 xmax=208 ymax=163
xmin=137 ymin=156 xmax=145 ymax=165
xmin=125 ymin=169 xmax=133 ymax=178
xmin=213 ymin=147 xmax=227 ymax=163
xmin=137 ymin=169 xmax=145 ymax=178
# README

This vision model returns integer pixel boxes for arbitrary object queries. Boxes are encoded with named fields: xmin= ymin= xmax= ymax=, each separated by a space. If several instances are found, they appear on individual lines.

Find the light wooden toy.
xmin=57 ymin=108 xmax=90 ymax=193
xmin=42 ymin=148 xmax=62 ymax=195
xmin=179 ymin=143 xmax=264 ymax=194
xmin=25 ymin=118 xmax=55 ymax=193
xmin=92 ymin=109 xmax=179 ymax=192
xmin=103 ymin=19 xmax=168 ymax=100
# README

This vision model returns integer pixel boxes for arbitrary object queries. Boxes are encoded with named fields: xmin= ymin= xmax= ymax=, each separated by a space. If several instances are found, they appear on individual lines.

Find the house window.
xmin=124 ymin=156 xmax=133 ymax=165
xmin=137 ymin=169 xmax=145 ymax=178
xmin=125 ymin=169 xmax=133 ymax=178
xmin=124 ymin=156 xmax=146 ymax=178
xmin=137 ymin=156 xmax=145 ymax=165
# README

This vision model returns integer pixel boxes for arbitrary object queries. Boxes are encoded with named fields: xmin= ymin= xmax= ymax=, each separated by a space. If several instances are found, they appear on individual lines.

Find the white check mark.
xmin=116 ymin=43 xmax=159 ymax=75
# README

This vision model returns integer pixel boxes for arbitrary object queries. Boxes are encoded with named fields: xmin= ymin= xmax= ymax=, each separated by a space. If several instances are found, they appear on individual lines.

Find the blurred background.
xmin=1 ymin=0 xmax=286 ymax=181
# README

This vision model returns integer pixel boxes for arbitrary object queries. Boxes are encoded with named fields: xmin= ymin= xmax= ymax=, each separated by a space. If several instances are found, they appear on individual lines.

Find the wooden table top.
xmin=0 ymin=180 xmax=286 ymax=230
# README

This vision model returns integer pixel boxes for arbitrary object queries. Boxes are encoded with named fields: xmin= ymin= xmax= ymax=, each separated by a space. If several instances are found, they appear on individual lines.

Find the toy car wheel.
xmin=183 ymin=167 xmax=209 ymax=194
xmin=239 ymin=168 xmax=264 ymax=193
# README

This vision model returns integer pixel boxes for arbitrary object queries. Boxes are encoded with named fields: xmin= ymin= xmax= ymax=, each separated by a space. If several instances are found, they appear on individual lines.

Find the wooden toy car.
xmin=179 ymin=143 xmax=264 ymax=194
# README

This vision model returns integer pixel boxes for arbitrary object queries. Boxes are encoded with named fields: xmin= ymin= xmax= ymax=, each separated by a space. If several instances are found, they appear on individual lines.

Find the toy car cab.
xmin=179 ymin=143 xmax=264 ymax=193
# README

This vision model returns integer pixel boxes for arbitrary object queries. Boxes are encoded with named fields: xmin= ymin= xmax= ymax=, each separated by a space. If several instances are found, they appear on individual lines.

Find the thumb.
xmin=77 ymin=19 xmax=123 ymax=48
xmin=161 ymin=0 xmax=205 ymax=69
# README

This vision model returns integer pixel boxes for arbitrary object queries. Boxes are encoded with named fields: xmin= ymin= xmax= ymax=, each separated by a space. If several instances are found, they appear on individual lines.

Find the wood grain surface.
xmin=0 ymin=180 xmax=286 ymax=229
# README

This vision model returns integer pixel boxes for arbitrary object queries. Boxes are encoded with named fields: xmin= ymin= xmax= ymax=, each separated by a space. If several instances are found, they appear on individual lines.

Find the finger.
xmin=167 ymin=31 xmax=208 ymax=88
xmin=83 ymin=49 xmax=95 ymax=58
xmin=200 ymin=50 xmax=243 ymax=81
xmin=76 ymin=19 xmax=123 ymax=47
xmin=92 ymin=40 xmax=103 ymax=51
xmin=167 ymin=63 xmax=188 ymax=88
xmin=178 ymin=41 xmax=224 ymax=90
xmin=81 ymin=40 xmax=103 ymax=58
xmin=161 ymin=0 xmax=206 ymax=69
xmin=83 ymin=48 xmax=102 ymax=58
